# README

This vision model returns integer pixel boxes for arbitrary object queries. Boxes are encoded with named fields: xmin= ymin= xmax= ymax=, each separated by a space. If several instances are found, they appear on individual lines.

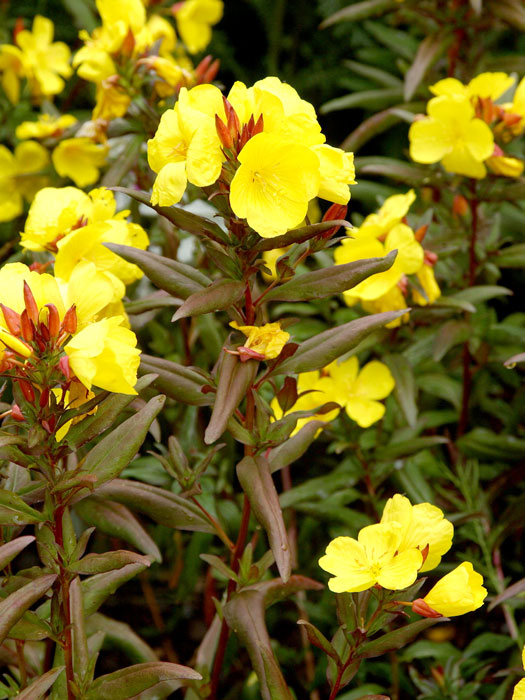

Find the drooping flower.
xmin=409 ymin=95 xmax=494 ymax=178
xmin=318 ymin=356 xmax=395 ymax=428
xmin=16 ymin=114 xmax=77 ymax=140
xmin=229 ymin=132 xmax=320 ymax=238
xmin=52 ymin=138 xmax=108 ymax=188
xmin=319 ymin=523 xmax=423 ymax=593
xmin=415 ymin=562 xmax=487 ymax=617
xmin=230 ymin=321 xmax=290 ymax=361
xmin=380 ymin=494 xmax=453 ymax=572
xmin=173 ymin=0 xmax=224 ymax=54
xmin=0 ymin=142 xmax=49 ymax=223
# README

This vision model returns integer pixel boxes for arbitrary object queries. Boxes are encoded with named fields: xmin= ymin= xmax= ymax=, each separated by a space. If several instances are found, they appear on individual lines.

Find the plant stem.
xmin=54 ymin=504 xmax=75 ymax=700
xmin=15 ymin=640 xmax=27 ymax=689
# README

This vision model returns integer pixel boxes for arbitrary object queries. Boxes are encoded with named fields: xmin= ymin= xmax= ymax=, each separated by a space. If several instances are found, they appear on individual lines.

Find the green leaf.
xmin=254 ymin=220 xmax=350 ymax=251
xmin=204 ymin=353 xmax=258 ymax=445
xmin=274 ymin=310 xmax=406 ymax=375
xmin=93 ymin=479 xmax=214 ymax=534
xmin=417 ymin=373 xmax=462 ymax=410
xmin=81 ymin=563 xmax=151 ymax=617
xmin=457 ymin=428 xmax=525 ymax=460
xmin=269 ymin=420 xmax=328 ymax=474
xmin=320 ymin=0 xmax=397 ymax=27
xmin=494 ymin=244 xmax=525 ymax=268
xmin=487 ymin=0 xmax=525 ymax=30
xmin=374 ymin=436 xmax=448 ymax=461
xmin=0 ymin=574 xmax=56 ymax=645
xmin=85 ymin=662 xmax=201 ymax=699
xmin=173 ymin=279 xmax=245 ymax=321
xmin=341 ymin=103 xmax=424 ymax=153
xmin=140 ymin=356 xmax=212 ymax=407
xmin=69 ymin=550 xmax=151 ymax=575
xmin=449 ymin=285 xmax=512 ymax=304
xmin=224 ymin=590 xmax=293 ymax=700
xmin=356 ymin=156 xmax=445 ymax=186
xmin=74 ymin=498 xmax=162 ymax=562
xmin=297 ymin=621 xmax=341 ymax=663
xmin=14 ymin=667 xmax=65 ymax=700
xmin=487 ymin=577 xmax=525 ymax=611
xmin=0 ymin=490 xmax=46 ymax=526
xmin=404 ymin=34 xmax=449 ymax=100
xmin=237 ymin=456 xmax=291 ymax=582
xmin=85 ymin=613 xmax=157 ymax=664
xmin=0 ymin=536 xmax=35 ymax=570
xmin=343 ymin=60 xmax=403 ymax=87
xmin=321 ymin=87 xmax=404 ymax=115
xmin=81 ymin=395 xmax=165 ymax=488
xmin=364 ymin=20 xmax=419 ymax=60
xmin=383 ymin=355 xmax=418 ymax=427
xmin=432 ymin=321 xmax=471 ymax=362
xmin=111 ymin=187 xmax=229 ymax=244
xmin=265 ymin=253 xmax=396 ymax=302
xmin=359 ymin=618 xmax=443 ymax=658
xmin=69 ymin=578 xmax=89 ymax=680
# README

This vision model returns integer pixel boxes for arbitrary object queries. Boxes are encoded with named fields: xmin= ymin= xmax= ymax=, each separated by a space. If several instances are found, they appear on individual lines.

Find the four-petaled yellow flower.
xmin=417 ymin=562 xmax=487 ymax=617
xmin=319 ymin=523 xmax=423 ymax=593
xmin=230 ymin=321 xmax=290 ymax=361
xmin=409 ymin=95 xmax=494 ymax=178
xmin=174 ymin=0 xmax=224 ymax=54
xmin=0 ymin=141 xmax=49 ymax=223
xmin=52 ymin=138 xmax=108 ymax=188
xmin=380 ymin=494 xmax=453 ymax=572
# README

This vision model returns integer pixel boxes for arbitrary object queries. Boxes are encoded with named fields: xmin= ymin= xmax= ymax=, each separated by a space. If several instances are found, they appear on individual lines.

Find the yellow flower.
xmin=513 ymin=648 xmax=525 ymax=700
xmin=96 ymin=0 xmax=146 ymax=34
xmin=148 ymin=85 xmax=224 ymax=206
xmin=486 ymin=155 xmax=524 ymax=178
xmin=335 ymin=223 xmax=423 ymax=302
xmin=16 ymin=114 xmax=77 ymax=140
xmin=352 ymin=190 xmax=416 ymax=239
xmin=359 ymin=286 xmax=409 ymax=328
xmin=92 ymin=82 xmax=131 ymax=120
xmin=420 ymin=562 xmax=487 ymax=617
xmin=15 ymin=15 xmax=72 ymax=98
xmin=430 ymin=72 xmax=515 ymax=102
xmin=271 ymin=370 xmax=340 ymax=436
xmin=230 ymin=132 xmax=320 ymax=238
xmin=311 ymin=144 xmax=356 ymax=205
xmin=174 ymin=0 xmax=224 ymax=54
xmin=261 ymin=247 xmax=290 ymax=281
xmin=320 ymin=356 xmax=394 ymax=428
xmin=55 ymin=383 xmax=96 ymax=441
xmin=319 ymin=523 xmax=423 ymax=593
xmin=409 ymin=95 xmax=494 ymax=178
xmin=413 ymin=264 xmax=441 ymax=306
xmin=52 ymin=138 xmax=108 ymax=187
xmin=0 ymin=45 xmax=26 ymax=103
xmin=0 ymin=141 xmax=49 ymax=223
xmin=380 ymin=494 xmax=453 ymax=572
xmin=230 ymin=321 xmax=290 ymax=361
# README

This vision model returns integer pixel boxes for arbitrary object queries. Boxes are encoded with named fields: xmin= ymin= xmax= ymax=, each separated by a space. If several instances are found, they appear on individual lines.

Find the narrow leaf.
xmin=0 ymin=574 xmax=56 ymax=645
xmin=359 ymin=618 xmax=443 ymax=658
xmin=383 ymin=355 xmax=418 ymax=427
xmin=269 ymin=420 xmax=328 ymax=473
xmin=15 ymin=667 xmax=64 ymax=700
xmin=85 ymin=613 xmax=157 ymax=663
xmin=140 ymin=356 xmax=212 ymax=407
xmin=254 ymin=220 xmax=350 ymax=252
xmin=0 ymin=536 xmax=35 ymax=570
xmin=85 ymin=661 xmax=201 ymax=699
xmin=69 ymin=578 xmax=89 ymax=679
xmin=69 ymin=550 xmax=151 ymax=575
xmin=321 ymin=0 xmax=397 ymax=27
xmin=404 ymin=34 xmax=449 ymax=100
xmin=488 ymin=577 xmax=525 ymax=611
xmin=0 ymin=491 xmax=46 ymax=525
xmin=173 ymin=279 xmax=244 ymax=321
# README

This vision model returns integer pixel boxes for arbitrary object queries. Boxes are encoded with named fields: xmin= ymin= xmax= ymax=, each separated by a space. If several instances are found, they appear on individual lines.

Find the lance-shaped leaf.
xmin=224 ymin=589 xmax=293 ymax=700
xmin=404 ymin=33 xmax=449 ymax=100
xmin=81 ymin=562 xmax=150 ymax=617
xmin=173 ymin=279 xmax=245 ymax=321
xmin=0 ymin=490 xmax=46 ymax=526
xmin=488 ymin=577 xmax=525 ymax=611
xmin=85 ymin=661 xmax=202 ymax=700
xmin=74 ymin=499 xmax=162 ymax=561
xmin=0 ymin=536 xmax=35 ymax=569
xmin=204 ymin=353 xmax=258 ymax=445
xmin=69 ymin=550 xmax=151 ymax=575
xmin=140 ymin=356 xmax=212 ymax=407
xmin=383 ymin=355 xmax=418 ymax=428
xmin=66 ymin=374 xmax=158 ymax=449
xmin=488 ymin=0 xmax=525 ymax=30
xmin=86 ymin=613 xmax=157 ymax=663
xmin=274 ymin=310 xmax=406 ymax=376
xmin=320 ymin=0 xmax=397 ymax=27
xmin=264 ymin=252 xmax=396 ymax=302
xmin=70 ymin=578 xmax=89 ymax=680
xmin=0 ymin=574 xmax=56 ymax=645
xmin=356 ymin=156 xmax=445 ymax=186
xmin=111 ymin=186 xmax=229 ymax=244
xmin=92 ymin=479 xmax=214 ymax=534
xmin=342 ymin=102 xmax=423 ymax=152
xmin=15 ymin=667 xmax=65 ymax=700
xmin=80 ymin=395 xmax=165 ymax=489
xmin=269 ymin=420 xmax=328 ymax=473
xmin=254 ymin=219 xmax=349 ymax=252
xmin=105 ymin=243 xmax=210 ymax=299
xmin=359 ymin=617 xmax=444 ymax=658
xmin=236 ymin=456 xmax=291 ymax=582
xmin=297 ymin=620 xmax=340 ymax=663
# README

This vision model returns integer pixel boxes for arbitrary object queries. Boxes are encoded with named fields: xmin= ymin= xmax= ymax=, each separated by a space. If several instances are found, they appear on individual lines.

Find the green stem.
xmin=54 ymin=504 xmax=75 ymax=700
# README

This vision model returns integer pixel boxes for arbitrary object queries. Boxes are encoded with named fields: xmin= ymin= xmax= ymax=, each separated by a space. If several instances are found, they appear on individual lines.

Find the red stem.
xmin=54 ymin=504 xmax=75 ymax=700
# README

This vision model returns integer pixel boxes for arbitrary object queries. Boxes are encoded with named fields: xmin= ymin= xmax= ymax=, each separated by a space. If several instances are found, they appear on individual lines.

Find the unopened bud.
xmin=11 ymin=404 xmax=25 ymax=422
xmin=215 ymin=114 xmax=233 ymax=149
xmin=414 ymin=224 xmax=428 ymax=243
xmin=253 ymin=113 xmax=264 ymax=136
xmin=1 ymin=305 xmax=20 ymax=335
xmin=62 ymin=305 xmax=77 ymax=335
xmin=121 ymin=28 xmax=135 ymax=57
xmin=452 ymin=194 xmax=469 ymax=217
xmin=492 ymin=143 xmax=504 ymax=157
xmin=195 ymin=54 xmax=213 ymax=80
xmin=13 ymin=17 xmax=24 ymax=41
xmin=412 ymin=598 xmax=442 ymax=618
xmin=59 ymin=355 xmax=71 ymax=380
xmin=424 ymin=250 xmax=438 ymax=265
xmin=18 ymin=378 xmax=35 ymax=404
xmin=39 ymin=386 xmax=50 ymax=409
xmin=23 ymin=281 xmax=39 ymax=324
xmin=321 ymin=203 xmax=348 ymax=239
xmin=202 ymin=58 xmax=220 ymax=84
xmin=45 ymin=304 xmax=60 ymax=338
xmin=224 ymin=96 xmax=241 ymax=137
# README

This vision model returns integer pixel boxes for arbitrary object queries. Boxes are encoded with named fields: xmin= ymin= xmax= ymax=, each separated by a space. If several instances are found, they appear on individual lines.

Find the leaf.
xmin=297 ymin=620 xmax=340 ymax=663
xmin=85 ymin=613 xmax=157 ymax=664
xmin=359 ymin=618 xmax=444 ymax=658
xmin=383 ymin=355 xmax=418 ymax=427
xmin=85 ymin=662 xmax=201 ymax=700
xmin=0 ymin=536 xmax=35 ymax=570
xmin=0 ymin=574 xmax=56 ymax=645
xmin=81 ymin=395 xmax=165 ymax=488
xmin=433 ymin=296 xmax=476 ymax=313
xmin=237 ymin=456 xmax=291 ymax=582
xmin=140 ymin=356 xmax=212 ymax=407
xmin=364 ymin=20 xmax=419 ymax=59
xmin=343 ymin=60 xmax=403 ymax=87
xmin=374 ymin=436 xmax=448 ymax=461
xmin=356 ymin=156 xmax=445 ymax=186
xmin=14 ymin=667 xmax=65 ymax=700
xmin=269 ymin=420 xmax=328 ymax=473
xmin=432 ymin=321 xmax=471 ymax=362
xmin=321 ymin=88 xmax=404 ymax=115
xmin=69 ymin=550 xmax=151 ymax=575
xmin=173 ymin=279 xmax=245 ymax=321
xmin=0 ymin=490 xmax=46 ymax=526
xmin=274 ymin=310 xmax=406 ymax=375
xmin=449 ymin=285 xmax=512 ymax=304
xmin=92 ymin=479 xmax=214 ymax=533
xmin=457 ymin=428 xmax=525 ymax=460
xmin=495 ymin=243 xmax=525 ymax=268
xmin=254 ymin=220 xmax=350 ymax=251
xmin=74 ymin=499 xmax=162 ymax=562
xmin=69 ymin=578 xmax=89 ymax=680
xmin=404 ymin=34 xmax=449 ymax=100
xmin=224 ymin=590 xmax=293 ymax=700
xmin=204 ymin=353 xmax=258 ymax=445
xmin=66 ymin=374 xmax=158 ymax=449
xmin=488 ymin=577 xmax=525 ymax=611
xmin=487 ymin=0 xmax=525 ymax=30
xmin=265 ymin=252 xmax=396 ymax=302
xmin=417 ymin=373 xmax=462 ymax=410
xmin=81 ymin=563 xmax=151 ymax=617
xmin=320 ymin=0 xmax=397 ymax=27
xmin=341 ymin=102 xmax=424 ymax=153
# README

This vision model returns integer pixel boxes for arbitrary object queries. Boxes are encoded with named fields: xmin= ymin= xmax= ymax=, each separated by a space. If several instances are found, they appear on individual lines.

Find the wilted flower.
xmin=230 ymin=321 xmax=290 ymax=361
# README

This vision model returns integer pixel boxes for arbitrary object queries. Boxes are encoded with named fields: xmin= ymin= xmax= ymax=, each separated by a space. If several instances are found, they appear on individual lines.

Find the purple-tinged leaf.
xmin=0 ymin=536 xmax=35 ymax=570
xmin=69 ymin=550 xmax=151 ymax=575
xmin=0 ymin=574 xmax=56 ymax=645
xmin=15 ymin=667 xmax=65 ymax=699
xmin=84 ymin=661 xmax=201 ymax=699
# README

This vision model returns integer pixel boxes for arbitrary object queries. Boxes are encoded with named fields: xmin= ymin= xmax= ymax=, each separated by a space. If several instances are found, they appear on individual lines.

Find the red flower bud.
xmin=18 ymin=378 xmax=35 ymax=404
xmin=45 ymin=304 xmax=60 ymax=338
xmin=195 ymin=54 xmax=213 ymax=80
xmin=62 ymin=305 xmax=77 ymax=335
xmin=23 ymin=281 xmax=39 ymax=324
xmin=412 ymin=598 xmax=442 ymax=618
xmin=39 ymin=386 xmax=50 ymax=409
xmin=215 ymin=114 xmax=233 ymax=149
xmin=202 ymin=58 xmax=220 ymax=84
xmin=414 ymin=224 xmax=428 ymax=243
xmin=59 ymin=355 xmax=71 ymax=380
xmin=1 ymin=305 xmax=20 ymax=335
xmin=11 ymin=404 xmax=25 ymax=422
xmin=452 ymin=194 xmax=469 ymax=217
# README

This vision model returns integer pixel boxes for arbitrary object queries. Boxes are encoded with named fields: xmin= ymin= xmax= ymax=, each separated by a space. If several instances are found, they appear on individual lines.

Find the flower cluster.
xmin=334 ymin=190 xmax=440 ymax=325
xmin=410 ymin=71 xmax=525 ymax=178
xmin=272 ymin=355 xmax=395 ymax=433
xmin=319 ymin=494 xmax=487 ymax=618
xmin=147 ymin=76 xmax=356 ymax=238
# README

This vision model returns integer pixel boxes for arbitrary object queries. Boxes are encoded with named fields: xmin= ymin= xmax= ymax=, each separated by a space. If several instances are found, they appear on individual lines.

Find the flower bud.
xmin=23 ymin=281 xmax=39 ymax=324
xmin=45 ymin=304 xmax=60 ymax=339
xmin=452 ymin=194 xmax=469 ymax=217
xmin=62 ymin=305 xmax=77 ymax=335
xmin=412 ymin=598 xmax=442 ymax=618
xmin=215 ymin=114 xmax=233 ymax=149
xmin=11 ymin=404 xmax=25 ymax=422
xmin=202 ymin=58 xmax=220 ymax=84
xmin=59 ymin=355 xmax=71 ymax=380
xmin=18 ymin=378 xmax=35 ymax=404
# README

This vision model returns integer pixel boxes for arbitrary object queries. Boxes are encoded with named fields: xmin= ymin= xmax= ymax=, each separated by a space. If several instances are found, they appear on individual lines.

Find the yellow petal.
xmin=409 ymin=117 xmax=451 ymax=163
xmin=354 ymin=360 xmax=395 ymax=401
xmin=377 ymin=548 xmax=422 ymax=590
xmin=423 ymin=562 xmax=487 ymax=617
xmin=151 ymin=162 xmax=187 ymax=206
xmin=345 ymin=397 xmax=386 ymax=427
